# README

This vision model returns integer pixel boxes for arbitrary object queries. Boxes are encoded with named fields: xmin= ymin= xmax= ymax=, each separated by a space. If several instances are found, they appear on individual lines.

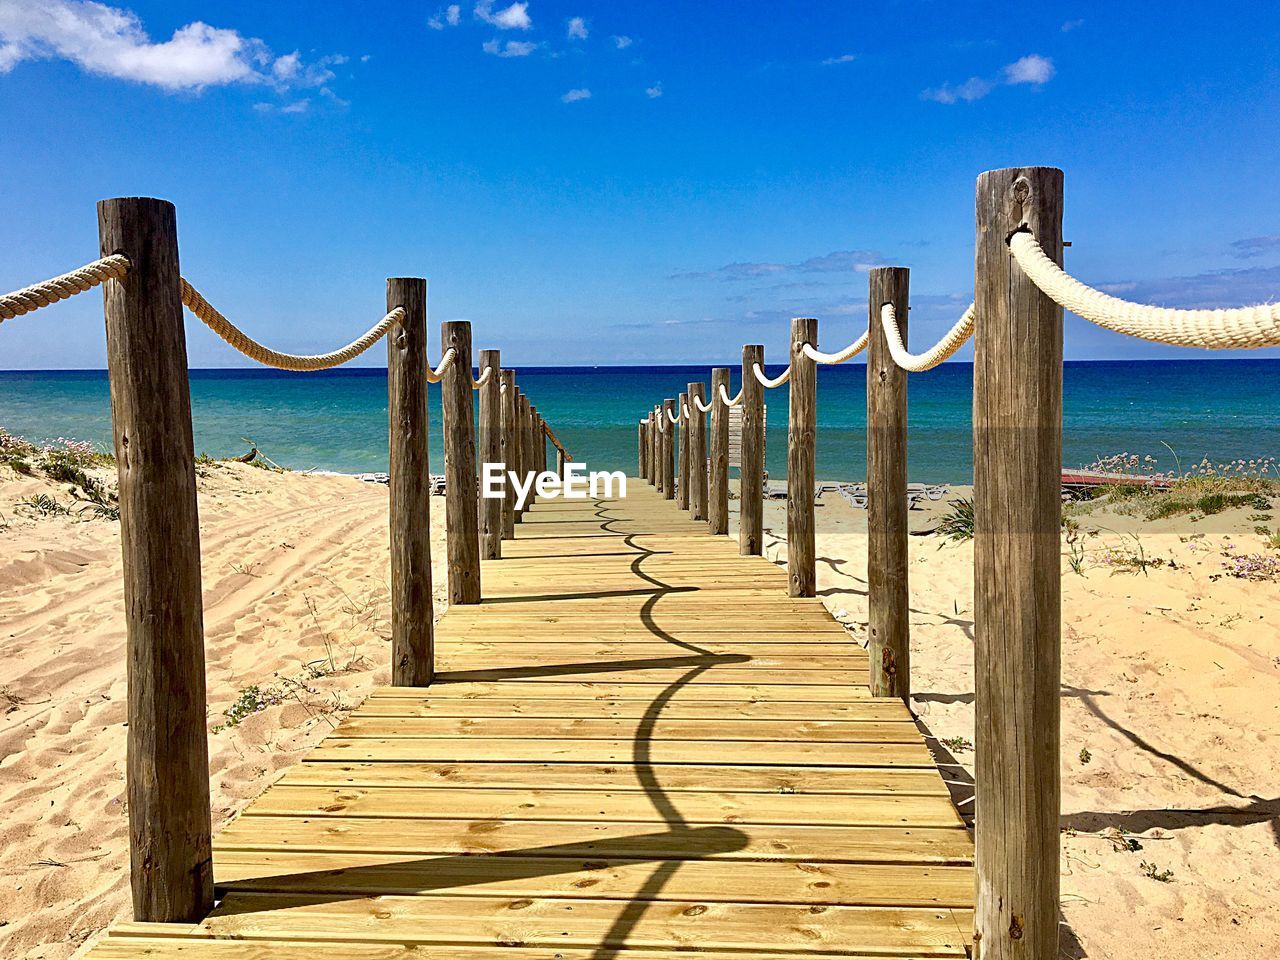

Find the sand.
xmin=0 ymin=461 xmax=440 ymax=959
xmin=2 ymin=464 xmax=1278 ymax=958
xmin=756 ymin=489 xmax=1280 ymax=959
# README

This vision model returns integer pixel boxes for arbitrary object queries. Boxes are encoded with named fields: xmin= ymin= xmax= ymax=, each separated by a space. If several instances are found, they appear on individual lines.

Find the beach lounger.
xmin=429 ymin=475 xmax=446 ymax=496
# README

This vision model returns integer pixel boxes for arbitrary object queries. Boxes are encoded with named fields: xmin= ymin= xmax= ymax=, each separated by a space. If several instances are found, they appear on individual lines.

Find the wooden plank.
xmin=330 ymin=716 xmax=920 ymax=743
xmin=214 ymin=815 xmax=973 ymax=864
xmin=370 ymin=682 xmax=875 ymax=701
xmin=280 ymin=761 xmax=950 ymax=796
xmin=214 ymin=851 xmax=974 ymax=908
xmin=351 ymin=697 xmax=912 ymax=721
xmin=201 ymin=892 xmax=972 ymax=956
xmin=306 ymin=738 xmax=933 ymax=766
xmin=243 ymin=784 xmax=964 ymax=827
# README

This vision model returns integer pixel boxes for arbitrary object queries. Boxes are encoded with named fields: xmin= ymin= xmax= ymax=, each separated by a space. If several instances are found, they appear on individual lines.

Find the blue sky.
xmin=2 ymin=0 xmax=1278 ymax=368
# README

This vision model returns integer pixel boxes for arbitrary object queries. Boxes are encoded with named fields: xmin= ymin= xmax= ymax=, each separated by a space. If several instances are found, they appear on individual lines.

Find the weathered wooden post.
xmin=511 ymin=387 xmax=525 ymax=523
xmin=676 ymin=391 xmax=689 ymax=509
xmin=530 ymin=406 xmax=542 ymax=494
xmin=640 ymin=419 xmax=650 ymax=481
xmin=555 ymin=439 xmax=567 ymax=477
xmin=740 ymin=345 xmax=765 ymax=555
xmin=787 ymin=318 xmax=818 ymax=596
xmin=386 ymin=277 xmax=434 ymax=687
xmin=708 ymin=368 xmax=730 ymax=534
xmin=687 ymin=382 xmax=708 ymax=521
xmin=651 ymin=405 xmax=662 ymax=489
xmin=661 ymin=398 xmax=676 ymax=499
xmin=500 ymin=370 xmax=517 ymax=538
xmin=98 ymin=197 xmax=213 ymax=922
xmin=478 ymin=349 xmax=502 ymax=560
xmin=441 ymin=320 xmax=481 ymax=604
xmin=867 ymin=269 xmax=910 ymax=699
xmin=973 ymin=165 xmax=1064 ymax=960
xmin=517 ymin=393 xmax=531 ymax=512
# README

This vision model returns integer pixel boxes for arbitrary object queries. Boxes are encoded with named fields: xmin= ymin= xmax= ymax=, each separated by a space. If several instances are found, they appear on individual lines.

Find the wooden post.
xmin=651 ymin=405 xmax=662 ymax=489
xmin=687 ymin=382 xmax=708 ymax=521
xmin=511 ymin=387 xmax=525 ymax=523
xmin=441 ymin=320 xmax=481 ymax=604
xmin=676 ymin=392 xmax=689 ymax=510
xmin=500 ymin=370 xmax=516 ymax=539
xmin=660 ymin=399 xmax=676 ymax=499
xmin=556 ymin=442 xmax=567 ymax=477
xmin=787 ymin=318 xmax=818 ymax=597
xmin=973 ymin=166 xmax=1064 ymax=960
xmin=538 ymin=415 xmax=548 ymax=475
xmin=386 ymin=277 xmax=434 ymax=687
xmin=525 ymin=400 xmax=538 ymax=507
xmin=867 ymin=269 xmax=910 ymax=699
xmin=638 ymin=419 xmax=647 ymax=478
xmin=98 ymin=197 xmax=213 ymax=922
xmin=740 ymin=345 xmax=765 ymax=555
xmin=478 ymin=349 xmax=502 ymax=560
xmin=518 ymin=393 xmax=531 ymax=510
xmin=530 ymin=405 xmax=542 ymax=498
xmin=708 ymin=368 xmax=730 ymax=534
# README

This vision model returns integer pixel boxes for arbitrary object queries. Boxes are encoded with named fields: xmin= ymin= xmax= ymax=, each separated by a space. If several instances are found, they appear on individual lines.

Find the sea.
xmin=1 ymin=359 xmax=1276 ymax=482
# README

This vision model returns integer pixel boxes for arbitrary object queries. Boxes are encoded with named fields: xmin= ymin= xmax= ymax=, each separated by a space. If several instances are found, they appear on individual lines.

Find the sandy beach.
xmin=1 ymin=459 xmax=1277 ymax=958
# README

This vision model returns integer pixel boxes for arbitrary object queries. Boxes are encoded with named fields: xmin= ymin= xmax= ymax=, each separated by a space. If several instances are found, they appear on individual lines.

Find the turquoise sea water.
xmin=1 ymin=360 xmax=1277 ymax=481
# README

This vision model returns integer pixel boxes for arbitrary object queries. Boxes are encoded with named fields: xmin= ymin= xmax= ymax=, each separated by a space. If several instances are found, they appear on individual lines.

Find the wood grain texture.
xmin=386 ymin=278 xmax=435 ymax=687
xmin=478 ymin=349 xmax=503 ymax=560
xmin=84 ymin=483 xmax=971 ymax=960
xmin=661 ymin=398 xmax=676 ymax=499
xmin=786 ymin=318 xmax=817 ymax=597
xmin=867 ymin=269 xmax=909 ymax=700
xmin=973 ymin=166 xmax=1063 ymax=960
xmin=500 ymin=371 xmax=517 ymax=538
xmin=708 ymin=369 xmax=730 ymax=534
xmin=98 ymin=197 xmax=214 ymax=923
xmin=441 ymin=321 xmax=481 ymax=603
xmin=686 ymin=382 xmax=708 ymax=521
xmin=676 ymin=391 xmax=690 ymax=510
xmin=739 ymin=345 xmax=765 ymax=555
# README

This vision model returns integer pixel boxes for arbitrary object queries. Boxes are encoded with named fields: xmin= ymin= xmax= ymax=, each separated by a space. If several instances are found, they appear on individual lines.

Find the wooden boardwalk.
xmin=91 ymin=483 xmax=974 ymax=959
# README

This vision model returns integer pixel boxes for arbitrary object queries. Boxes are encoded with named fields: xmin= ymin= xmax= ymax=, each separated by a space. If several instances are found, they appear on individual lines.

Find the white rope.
xmin=693 ymin=394 xmax=713 ymax=413
xmin=802 ymin=333 xmax=868 ymax=365
xmin=472 ymin=366 xmax=494 ymax=389
xmin=666 ymin=406 xmax=681 ymax=425
xmin=880 ymin=302 xmax=975 ymax=372
xmin=181 ymin=280 xmax=402 ymax=371
xmin=752 ymin=362 xmax=791 ymax=388
xmin=0 ymin=255 xmax=130 ymax=322
xmin=424 ymin=348 xmax=458 ymax=383
xmin=656 ymin=412 xmax=668 ymax=433
xmin=681 ymin=402 xmax=691 ymax=419
xmin=719 ymin=384 xmax=743 ymax=407
xmin=1010 ymin=231 xmax=1280 ymax=350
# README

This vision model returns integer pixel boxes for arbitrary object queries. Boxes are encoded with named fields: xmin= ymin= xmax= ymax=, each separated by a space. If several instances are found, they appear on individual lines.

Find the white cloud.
xmin=475 ymin=1 xmax=531 ymax=30
xmin=0 ymin=0 xmax=341 ymax=94
xmin=822 ymin=53 xmax=856 ymax=65
xmin=923 ymin=53 xmax=1054 ymax=104
xmin=567 ymin=16 xmax=587 ymax=40
xmin=482 ymin=38 xmax=537 ymax=57
xmin=1061 ymin=18 xmax=1084 ymax=32
xmin=561 ymin=86 xmax=590 ymax=103
xmin=1004 ymin=53 xmax=1054 ymax=85
xmin=612 ymin=35 xmax=632 ymax=49
xmin=645 ymin=81 xmax=662 ymax=98
xmin=428 ymin=4 xmax=462 ymax=29
xmin=922 ymin=76 xmax=994 ymax=104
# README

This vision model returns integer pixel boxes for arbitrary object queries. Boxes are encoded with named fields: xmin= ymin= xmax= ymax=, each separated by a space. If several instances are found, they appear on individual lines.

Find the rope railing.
xmin=1010 ymin=231 xmax=1280 ymax=350
xmin=693 ymin=394 xmax=714 ymax=413
xmin=666 ymin=406 xmax=682 ymax=425
xmin=719 ymin=384 xmax=743 ymax=407
xmin=801 ymin=333 xmax=869 ymax=365
xmin=752 ymin=362 xmax=791 ymax=388
xmin=0 ymin=255 xmax=131 ymax=322
xmin=180 ymin=280 xmax=403 ymax=371
xmin=880 ymin=302 xmax=976 ymax=372
xmin=425 ymin=347 xmax=458 ymax=383
xmin=681 ymin=402 xmax=691 ymax=419
xmin=472 ymin=366 xmax=494 ymax=389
